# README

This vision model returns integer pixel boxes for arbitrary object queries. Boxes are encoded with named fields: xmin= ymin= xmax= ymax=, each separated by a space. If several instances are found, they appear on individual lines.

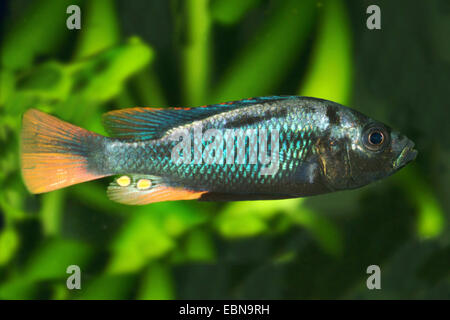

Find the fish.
xmin=20 ymin=96 xmax=418 ymax=205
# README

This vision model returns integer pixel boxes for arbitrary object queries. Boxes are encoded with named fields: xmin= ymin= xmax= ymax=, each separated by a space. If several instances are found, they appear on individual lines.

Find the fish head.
xmin=316 ymin=106 xmax=418 ymax=191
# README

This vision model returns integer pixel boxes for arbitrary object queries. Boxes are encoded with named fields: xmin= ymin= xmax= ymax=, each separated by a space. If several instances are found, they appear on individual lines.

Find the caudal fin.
xmin=21 ymin=109 xmax=108 ymax=194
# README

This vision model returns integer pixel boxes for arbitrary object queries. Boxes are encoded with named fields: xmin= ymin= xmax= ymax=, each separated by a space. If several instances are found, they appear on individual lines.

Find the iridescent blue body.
xmin=96 ymin=96 xmax=416 ymax=201
xmin=99 ymin=97 xmax=325 ymax=199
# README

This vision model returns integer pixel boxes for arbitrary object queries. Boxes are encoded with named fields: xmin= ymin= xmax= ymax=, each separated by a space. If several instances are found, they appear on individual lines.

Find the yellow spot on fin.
xmin=117 ymin=176 xmax=131 ymax=187
xmin=107 ymin=175 xmax=205 ymax=205
xmin=136 ymin=178 xmax=151 ymax=190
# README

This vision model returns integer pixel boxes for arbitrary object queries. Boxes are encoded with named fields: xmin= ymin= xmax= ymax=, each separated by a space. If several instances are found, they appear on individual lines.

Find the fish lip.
xmin=393 ymin=140 xmax=418 ymax=170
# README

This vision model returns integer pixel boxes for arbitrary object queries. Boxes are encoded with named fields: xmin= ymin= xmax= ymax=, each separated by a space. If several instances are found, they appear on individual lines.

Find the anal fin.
xmin=107 ymin=174 xmax=205 ymax=205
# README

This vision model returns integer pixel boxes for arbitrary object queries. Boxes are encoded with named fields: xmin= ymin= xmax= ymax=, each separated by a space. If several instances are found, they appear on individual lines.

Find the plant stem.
xmin=182 ymin=0 xmax=211 ymax=105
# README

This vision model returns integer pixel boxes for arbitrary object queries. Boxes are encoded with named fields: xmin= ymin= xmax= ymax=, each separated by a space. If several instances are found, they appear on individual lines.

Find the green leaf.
xmin=0 ymin=278 xmax=39 ymax=300
xmin=396 ymin=167 xmax=445 ymax=239
xmin=181 ymin=0 xmax=212 ymax=105
xmin=23 ymin=238 xmax=93 ymax=282
xmin=212 ymin=0 xmax=316 ymax=101
xmin=74 ymin=37 xmax=154 ymax=102
xmin=0 ymin=70 xmax=15 ymax=105
xmin=299 ymin=0 xmax=352 ymax=105
xmin=40 ymin=190 xmax=66 ymax=236
xmin=1 ymin=0 xmax=80 ymax=70
xmin=0 ymin=228 xmax=20 ymax=266
xmin=214 ymin=199 xmax=298 ymax=238
xmin=184 ymin=229 xmax=216 ymax=262
xmin=77 ymin=274 xmax=137 ymax=300
xmin=137 ymin=262 xmax=175 ymax=300
xmin=131 ymin=69 xmax=167 ymax=107
xmin=107 ymin=211 xmax=174 ymax=274
xmin=160 ymin=203 xmax=208 ymax=237
xmin=211 ymin=0 xmax=260 ymax=25
xmin=287 ymin=208 xmax=344 ymax=257
xmin=75 ymin=0 xmax=120 ymax=59
xmin=16 ymin=62 xmax=72 ymax=100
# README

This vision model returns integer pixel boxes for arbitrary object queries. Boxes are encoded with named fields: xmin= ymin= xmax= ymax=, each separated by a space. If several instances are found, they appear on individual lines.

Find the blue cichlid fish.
xmin=21 ymin=96 xmax=417 ymax=205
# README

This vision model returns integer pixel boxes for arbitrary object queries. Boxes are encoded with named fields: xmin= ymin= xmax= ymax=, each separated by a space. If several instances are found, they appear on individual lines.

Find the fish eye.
xmin=362 ymin=125 xmax=388 ymax=151
xmin=368 ymin=131 xmax=384 ymax=145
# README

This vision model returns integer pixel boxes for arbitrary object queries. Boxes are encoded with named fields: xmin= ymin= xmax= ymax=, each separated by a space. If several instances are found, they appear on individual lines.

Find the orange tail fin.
xmin=21 ymin=109 xmax=108 ymax=194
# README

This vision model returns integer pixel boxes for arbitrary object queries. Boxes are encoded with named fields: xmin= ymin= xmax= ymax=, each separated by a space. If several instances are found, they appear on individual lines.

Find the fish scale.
xmin=103 ymin=100 xmax=322 ymax=196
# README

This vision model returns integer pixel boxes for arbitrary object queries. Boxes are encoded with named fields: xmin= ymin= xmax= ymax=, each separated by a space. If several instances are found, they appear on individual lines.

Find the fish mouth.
xmin=393 ymin=140 xmax=418 ymax=170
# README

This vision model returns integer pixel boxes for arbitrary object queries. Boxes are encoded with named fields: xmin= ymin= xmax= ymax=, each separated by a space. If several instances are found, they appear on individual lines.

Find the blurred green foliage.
xmin=0 ymin=0 xmax=448 ymax=300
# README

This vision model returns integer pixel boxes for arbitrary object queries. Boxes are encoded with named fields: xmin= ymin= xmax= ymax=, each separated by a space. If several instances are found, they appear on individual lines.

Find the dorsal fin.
xmin=102 ymin=96 xmax=295 ymax=140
